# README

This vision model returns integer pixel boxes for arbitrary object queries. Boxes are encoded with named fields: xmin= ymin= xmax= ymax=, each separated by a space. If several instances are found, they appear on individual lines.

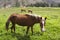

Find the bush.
xmin=27 ymin=2 xmax=49 ymax=7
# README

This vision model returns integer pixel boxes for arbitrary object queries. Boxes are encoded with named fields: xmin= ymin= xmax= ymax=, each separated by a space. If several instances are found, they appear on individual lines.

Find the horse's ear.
xmin=45 ymin=17 xmax=47 ymax=20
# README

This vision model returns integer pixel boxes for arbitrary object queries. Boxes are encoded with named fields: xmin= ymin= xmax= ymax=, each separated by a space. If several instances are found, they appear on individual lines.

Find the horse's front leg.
xmin=31 ymin=26 xmax=33 ymax=35
xmin=26 ymin=26 xmax=30 ymax=34
xmin=13 ymin=24 xmax=15 ymax=33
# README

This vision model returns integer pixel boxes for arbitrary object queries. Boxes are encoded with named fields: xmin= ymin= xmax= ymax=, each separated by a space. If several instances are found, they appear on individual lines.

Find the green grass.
xmin=0 ymin=7 xmax=60 ymax=40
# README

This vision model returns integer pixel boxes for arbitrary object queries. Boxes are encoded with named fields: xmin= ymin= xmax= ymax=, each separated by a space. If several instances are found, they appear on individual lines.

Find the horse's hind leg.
xmin=11 ymin=26 xmax=13 ymax=33
xmin=11 ymin=23 xmax=15 ymax=33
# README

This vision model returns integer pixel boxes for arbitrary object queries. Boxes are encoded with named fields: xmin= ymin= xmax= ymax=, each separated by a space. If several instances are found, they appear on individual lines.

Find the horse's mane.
xmin=26 ymin=14 xmax=41 ymax=17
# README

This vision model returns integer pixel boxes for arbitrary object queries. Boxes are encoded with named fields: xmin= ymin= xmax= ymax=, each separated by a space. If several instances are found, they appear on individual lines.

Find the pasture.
xmin=0 ymin=7 xmax=60 ymax=40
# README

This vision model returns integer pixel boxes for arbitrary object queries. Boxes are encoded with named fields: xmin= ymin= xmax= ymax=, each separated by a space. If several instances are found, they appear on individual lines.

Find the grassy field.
xmin=0 ymin=7 xmax=60 ymax=40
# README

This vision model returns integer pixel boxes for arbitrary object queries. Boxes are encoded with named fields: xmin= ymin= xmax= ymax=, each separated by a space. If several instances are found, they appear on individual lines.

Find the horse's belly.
xmin=16 ymin=18 xmax=34 ymax=26
xmin=17 ymin=23 xmax=29 ymax=26
xmin=16 ymin=21 xmax=33 ymax=26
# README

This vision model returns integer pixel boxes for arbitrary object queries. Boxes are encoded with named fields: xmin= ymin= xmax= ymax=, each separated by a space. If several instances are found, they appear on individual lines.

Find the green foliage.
xmin=0 ymin=7 xmax=60 ymax=40
xmin=28 ymin=2 xmax=49 ymax=7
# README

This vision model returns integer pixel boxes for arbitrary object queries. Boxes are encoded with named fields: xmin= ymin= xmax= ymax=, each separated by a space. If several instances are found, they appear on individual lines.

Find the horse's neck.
xmin=27 ymin=14 xmax=37 ymax=17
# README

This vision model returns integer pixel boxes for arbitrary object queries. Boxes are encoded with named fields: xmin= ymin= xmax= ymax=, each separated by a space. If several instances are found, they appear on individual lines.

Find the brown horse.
xmin=21 ymin=9 xmax=26 ymax=12
xmin=28 ymin=10 xmax=32 ymax=13
xmin=6 ymin=13 xmax=47 ymax=34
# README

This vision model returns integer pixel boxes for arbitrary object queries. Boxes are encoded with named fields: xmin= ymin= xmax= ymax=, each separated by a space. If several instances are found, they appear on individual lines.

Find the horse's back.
xmin=9 ymin=13 xmax=35 ymax=26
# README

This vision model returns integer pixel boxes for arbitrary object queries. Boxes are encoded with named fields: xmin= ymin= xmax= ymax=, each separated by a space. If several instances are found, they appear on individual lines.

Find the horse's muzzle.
xmin=41 ymin=28 xmax=45 ymax=32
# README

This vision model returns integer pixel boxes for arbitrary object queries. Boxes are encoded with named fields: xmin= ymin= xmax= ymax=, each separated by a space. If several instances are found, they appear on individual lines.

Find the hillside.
xmin=0 ymin=0 xmax=60 ymax=7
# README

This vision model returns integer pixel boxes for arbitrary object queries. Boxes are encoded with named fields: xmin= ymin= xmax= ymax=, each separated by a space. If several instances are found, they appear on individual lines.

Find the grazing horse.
xmin=21 ymin=9 xmax=26 ymax=12
xmin=28 ymin=10 xmax=32 ymax=13
xmin=6 ymin=13 xmax=47 ymax=34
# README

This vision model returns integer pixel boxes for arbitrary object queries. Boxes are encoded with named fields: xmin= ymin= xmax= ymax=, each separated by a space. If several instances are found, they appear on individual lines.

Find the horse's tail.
xmin=6 ymin=18 xmax=10 ymax=31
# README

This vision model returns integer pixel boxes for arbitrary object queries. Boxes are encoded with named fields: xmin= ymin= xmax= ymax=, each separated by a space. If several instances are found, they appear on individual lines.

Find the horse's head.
xmin=39 ymin=17 xmax=47 ymax=32
xmin=34 ymin=16 xmax=47 ymax=32
xmin=27 ymin=14 xmax=47 ymax=32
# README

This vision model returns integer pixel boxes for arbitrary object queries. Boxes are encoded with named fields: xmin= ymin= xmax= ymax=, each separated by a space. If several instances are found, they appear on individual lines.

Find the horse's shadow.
xmin=11 ymin=33 xmax=31 ymax=40
xmin=0 ymin=32 xmax=31 ymax=40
